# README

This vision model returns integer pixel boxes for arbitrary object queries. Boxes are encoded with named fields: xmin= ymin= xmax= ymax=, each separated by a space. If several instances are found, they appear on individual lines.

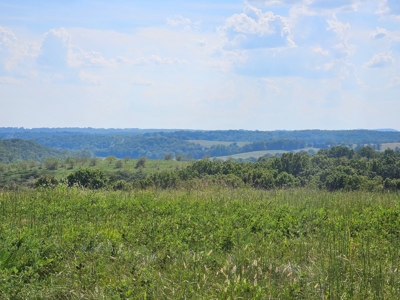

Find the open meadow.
xmin=1 ymin=187 xmax=400 ymax=299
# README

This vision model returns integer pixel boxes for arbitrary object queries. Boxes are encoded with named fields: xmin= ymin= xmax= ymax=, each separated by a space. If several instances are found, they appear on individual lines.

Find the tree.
xmin=105 ymin=156 xmax=117 ymax=165
xmin=89 ymin=158 xmax=98 ymax=166
xmin=35 ymin=175 xmax=59 ymax=188
xmin=115 ymin=160 xmax=124 ymax=168
xmin=164 ymin=153 xmax=173 ymax=160
xmin=44 ymin=158 xmax=59 ymax=170
xmin=67 ymin=168 xmax=107 ymax=189
xmin=135 ymin=156 xmax=147 ymax=169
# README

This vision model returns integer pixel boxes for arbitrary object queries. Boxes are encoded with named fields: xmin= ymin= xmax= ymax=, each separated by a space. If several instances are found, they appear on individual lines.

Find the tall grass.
xmin=0 ymin=187 xmax=400 ymax=299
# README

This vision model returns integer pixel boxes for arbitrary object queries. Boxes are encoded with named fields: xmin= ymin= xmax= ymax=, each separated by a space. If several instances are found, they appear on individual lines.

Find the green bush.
xmin=34 ymin=175 xmax=59 ymax=188
xmin=67 ymin=168 xmax=107 ymax=189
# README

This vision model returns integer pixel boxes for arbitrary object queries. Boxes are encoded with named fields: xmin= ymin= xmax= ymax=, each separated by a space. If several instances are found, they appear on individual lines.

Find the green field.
xmin=187 ymin=140 xmax=251 ymax=148
xmin=382 ymin=143 xmax=400 ymax=150
xmin=1 ymin=187 xmax=400 ymax=299
xmin=0 ymin=157 xmax=189 ymax=190
xmin=216 ymin=147 xmax=320 ymax=160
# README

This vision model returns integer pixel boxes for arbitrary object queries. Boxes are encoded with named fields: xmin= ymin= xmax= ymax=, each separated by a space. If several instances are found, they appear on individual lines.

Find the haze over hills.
xmin=1 ymin=127 xmax=400 ymax=162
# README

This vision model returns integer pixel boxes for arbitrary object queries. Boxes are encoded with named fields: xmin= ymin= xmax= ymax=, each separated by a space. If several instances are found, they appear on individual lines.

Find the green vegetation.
xmin=216 ymin=147 xmax=319 ymax=161
xmin=0 ymin=156 xmax=188 ymax=190
xmin=0 ymin=139 xmax=69 ymax=163
xmin=1 ymin=133 xmax=400 ymax=298
xmin=188 ymin=140 xmax=251 ymax=148
xmin=1 ymin=188 xmax=400 ymax=298
xmin=1 ymin=128 xmax=399 ymax=160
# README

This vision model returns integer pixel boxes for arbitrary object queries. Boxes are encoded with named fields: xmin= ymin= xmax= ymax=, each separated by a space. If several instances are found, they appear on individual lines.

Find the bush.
xmin=44 ymin=158 xmax=59 ymax=170
xmin=164 ymin=153 xmax=173 ymax=160
xmin=115 ymin=160 xmax=124 ymax=169
xmin=34 ymin=175 xmax=59 ymax=188
xmin=136 ymin=156 xmax=147 ymax=169
xmin=67 ymin=168 xmax=107 ymax=189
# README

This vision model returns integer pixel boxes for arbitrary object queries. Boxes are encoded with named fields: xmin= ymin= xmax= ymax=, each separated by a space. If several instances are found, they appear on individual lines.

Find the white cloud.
xmin=0 ymin=26 xmax=17 ymax=49
xmin=370 ymin=27 xmax=389 ymax=39
xmin=248 ymin=0 xmax=362 ymax=13
xmin=364 ymin=52 xmax=394 ymax=68
xmin=377 ymin=0 xmax=400 ymax=16
xmin=37 ymin=28 xmax=70 ymax=68
xmin=326 ymin=16 xmax=354 ymax=58
xmin=132 ymin=77 xmax=154 ymax=86
xmin=257 ymin=78 xmax=280 ymax=93
xmin=116 ymin=55 xmax=188 ymax=66
xmin=69 ymin=46 xmax=111 ymax=68
xmin=167 ymin=15 xmax=192 ymax=30
xmin=222 ymin=5 xmax=294 ymax=49
xmin=310 ymin=46 xmax=329 ymax=55
xmin=79 ymin=71 xmax=102 ymax=85
xmin=191 ymin=38 xmax=208 ymax=47
xmin=0 ymin=76 xmax=21 ymax=84
xmin=37 ymin=28 xmax=111 ymax=70
xmin=387 ymin=76 xmax=400 ymax=88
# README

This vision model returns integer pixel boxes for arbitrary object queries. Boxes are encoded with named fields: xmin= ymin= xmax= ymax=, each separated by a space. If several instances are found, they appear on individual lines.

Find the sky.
xmin=0 ymin=0 xmax=399 ymax=130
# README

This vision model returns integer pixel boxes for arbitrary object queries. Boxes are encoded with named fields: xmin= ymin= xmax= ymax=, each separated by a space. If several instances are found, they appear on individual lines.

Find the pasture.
xmin=216 ymin=147 xmax=320 ymax=161
xmin=1 ymin=187 xmax=400 ymax=299
xmin=187 ymin=140 xmax=251 ymax=148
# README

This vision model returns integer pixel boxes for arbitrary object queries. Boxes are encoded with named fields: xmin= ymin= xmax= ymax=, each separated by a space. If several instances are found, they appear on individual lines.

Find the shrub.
xmin=164 ymin=153 xmax=173 ymax=160
xmin=44 ymin=158 xmax=59 ymax=170
xmin=115 ymin=160 xmax=124 ymax=169
xmin=67 ymin=168 xmax=107 ymax=189
xmin=136 ymin=156 xmax=147 ymax=169
xmin=34 ymin=175 xmax=59 ymax=188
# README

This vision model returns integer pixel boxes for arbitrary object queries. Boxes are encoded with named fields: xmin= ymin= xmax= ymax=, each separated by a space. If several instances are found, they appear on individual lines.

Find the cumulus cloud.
xmin=79 ymin=71 xmax=102 ymax=85
xmin=132 ymin=77 xmax=154 ymax=86
xmin=387 ymin=76 xmax=400 ymax=88
xmin=0 ymin=76 xmax=21 ymax=84
xmin=326 ymin=16 xmax=354 ymax=58
xmin=0 ymin=26 xmax=17 ymax=50
xmin=69 ymin=46 xmax=111 ymax=68
xmin=191 ymin=38 xmax=208 ymax=47
xmin=116 ymin=55 xmax=188 ymax=66
xmin=37 ymin=28 xmax=70 ymax=68
xmin=247 ymin=0 xmax=361 ymax=13
xmin=257 ymin=78 xmax=280 ymax=93
xmin=377 ymin=0 xmax=400 ymax=16
xmin=167 ymin=15 xmax=192 ymax=30
xmin=364 ymin=52 xmax=394 ymax=68
xmin=222 ymin=5 xmax=294 ymax=50
xmin=37 ymin=28 xmax=110 ymax=70
xmin=0 ymin=26 xmax=19 ymax=71
xmin=310 ymin=46 xmax=329 ymax=55
xmin=370 ymin=27 xmax=389 ymax=39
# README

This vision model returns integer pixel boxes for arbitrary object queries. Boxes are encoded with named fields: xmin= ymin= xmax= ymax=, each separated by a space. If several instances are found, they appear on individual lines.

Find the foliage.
xmin=135 ymin=156 xmax=147 ymax=169
xmin=66 ymin=168 xmax=108 ymax=189
xmin=34 ymin=175 xmax=59 ymax=188
xmin=1 ymin=188 xmax=400 ymax=298
xmin=2 ymin=128 xmax=399 ymax=160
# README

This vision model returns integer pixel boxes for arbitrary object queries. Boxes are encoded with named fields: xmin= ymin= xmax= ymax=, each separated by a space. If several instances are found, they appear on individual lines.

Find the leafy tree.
xmin=115 ymin=160 xmax=124 ymax=169
xmin=44 ymin=158 xmax=59 ymax=170
xmin=89 ymin=158 xmax=98 ymax=166
xmin=135 ymin=156 xmax=147 ymax=169
xmin=34 ymin=175 xmax=59 ymax=188
xmin=164 ymin=153 xmax=173 ymax=160
xmin=67 ymin=168 xmax=107 ymax=189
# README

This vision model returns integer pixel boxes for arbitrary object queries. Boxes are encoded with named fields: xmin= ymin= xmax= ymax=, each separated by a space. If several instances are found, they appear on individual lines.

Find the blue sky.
xmin=0 ymin=0 xmax=399 ymax=130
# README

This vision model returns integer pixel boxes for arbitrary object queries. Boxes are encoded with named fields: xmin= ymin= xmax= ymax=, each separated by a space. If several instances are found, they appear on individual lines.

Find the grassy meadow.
xmin=215 ymin=148 xmax=320 ymax=161
xmin=1 ymin=187 xmax=400 ymax=299
xmin=0 ymin=158 xmax=189 ymax=190
xmin=187 ymin=140 xmax=251 ymax=148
